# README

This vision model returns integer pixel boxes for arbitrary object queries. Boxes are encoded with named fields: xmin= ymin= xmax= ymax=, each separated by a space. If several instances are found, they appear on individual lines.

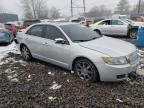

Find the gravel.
xmin=0 ymin=52 xmax=144 ymax=108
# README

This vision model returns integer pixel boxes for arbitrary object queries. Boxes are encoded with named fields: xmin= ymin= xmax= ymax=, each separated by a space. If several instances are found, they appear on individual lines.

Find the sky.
xmin=1 ymin=0 xmax=138 ymax=17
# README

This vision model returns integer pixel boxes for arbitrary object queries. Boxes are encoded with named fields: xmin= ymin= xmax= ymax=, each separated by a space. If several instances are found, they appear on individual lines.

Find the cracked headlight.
xmin=103 ymin=56 xmax=128 ymax=65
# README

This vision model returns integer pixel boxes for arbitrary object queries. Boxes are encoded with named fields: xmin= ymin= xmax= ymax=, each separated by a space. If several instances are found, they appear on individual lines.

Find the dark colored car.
xmin=18 ymin=19 xmax=41 ymax=30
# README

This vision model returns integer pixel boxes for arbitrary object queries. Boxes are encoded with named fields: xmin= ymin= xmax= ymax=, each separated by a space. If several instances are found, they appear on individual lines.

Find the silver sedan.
xmin=90 ymin=19 xmax=138 ymax=39
xmin=16 ymin=23 xmax=139 ymax=82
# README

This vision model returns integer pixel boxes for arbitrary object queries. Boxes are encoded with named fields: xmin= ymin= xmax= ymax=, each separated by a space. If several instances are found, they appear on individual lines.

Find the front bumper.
xmin=96 ymin=59 xmax=140 ymax=82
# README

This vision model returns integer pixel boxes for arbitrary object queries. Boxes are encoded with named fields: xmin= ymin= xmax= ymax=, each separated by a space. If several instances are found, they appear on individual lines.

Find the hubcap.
xmin=75 ymin=62 xmax=93 ymax=81
xmin=21 ymin=46 xmax=29 ymax=60
xmin=130 ymin=31 xmax=136 ymax=39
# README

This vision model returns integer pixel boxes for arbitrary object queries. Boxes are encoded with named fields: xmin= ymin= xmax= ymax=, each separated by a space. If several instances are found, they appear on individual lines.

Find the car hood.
xmin=79 ymin=36 xmax=136 ymax=57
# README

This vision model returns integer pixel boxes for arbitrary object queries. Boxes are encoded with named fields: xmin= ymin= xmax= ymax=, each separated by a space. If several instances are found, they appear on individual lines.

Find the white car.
xmin=16 ymin=23 xmax=140 ymax=82
xmin=90 ymin=19 xmax=139 ymax=39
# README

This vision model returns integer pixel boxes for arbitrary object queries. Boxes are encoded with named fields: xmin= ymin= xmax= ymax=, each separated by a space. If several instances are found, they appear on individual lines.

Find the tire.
xmin=21 ymin=45 xmax=32 ymax=61
xmin=74 ymin=58 xmax=99 ymax=82
xmin=129 ymin=29 xmax=137 ymax=39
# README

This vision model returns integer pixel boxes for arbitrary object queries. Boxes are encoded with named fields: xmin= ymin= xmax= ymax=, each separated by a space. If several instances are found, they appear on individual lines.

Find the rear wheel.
xmin=74 ymin=58 xmax=99 ymax=82
xmin=129 ymin=29 xmax=137 ymax=39
xmin=21 ymin=45 xmax=32 ymax=61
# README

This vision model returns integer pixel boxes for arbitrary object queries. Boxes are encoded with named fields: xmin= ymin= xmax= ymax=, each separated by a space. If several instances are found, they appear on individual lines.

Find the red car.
xmin=18 ymin=19 xmax=41 ymax=30
xmin=5 ymin=23 xmax=17 ymax=37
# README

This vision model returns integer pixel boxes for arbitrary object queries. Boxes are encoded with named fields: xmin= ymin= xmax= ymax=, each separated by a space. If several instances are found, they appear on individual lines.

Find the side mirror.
xmin=54 ymin=38 xmax=66 ymax=44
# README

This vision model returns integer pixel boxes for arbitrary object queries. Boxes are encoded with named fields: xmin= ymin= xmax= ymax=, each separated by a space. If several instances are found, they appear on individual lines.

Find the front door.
xmin=42 ymin=25 xmax=71 ymax=68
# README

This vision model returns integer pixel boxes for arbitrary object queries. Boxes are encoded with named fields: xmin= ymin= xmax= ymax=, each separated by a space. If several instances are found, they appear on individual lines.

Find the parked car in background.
xmin=18 ymin=19 xmax=41 ymax=30
xmin=90 ymin=19 xmax=139 ymax=39
xmin=112 ymin=14 xmax=129 ymax=20
xmin=0 ymin=23 xmax=14 ymax=45
xmin=16 ymin=23 xmax=139 ymax=82
xmin=54 ymin=18 xmax=68 ymax=22
xmin=5 ymin=23 xmax=17 ymax=37
xmin=69 ymin=16 xmax=86 ymax=24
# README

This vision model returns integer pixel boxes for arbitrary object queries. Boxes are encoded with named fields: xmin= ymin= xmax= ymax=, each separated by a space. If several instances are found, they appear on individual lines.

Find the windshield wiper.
xmin=73 ymin=40 xmax=89 ymax=42
xmin=73 ymin=37 xmax=99 ymax=42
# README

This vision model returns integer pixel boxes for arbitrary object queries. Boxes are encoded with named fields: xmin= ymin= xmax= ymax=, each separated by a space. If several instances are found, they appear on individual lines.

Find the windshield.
xmin=60 ymin=24 xmax=101 ymax=42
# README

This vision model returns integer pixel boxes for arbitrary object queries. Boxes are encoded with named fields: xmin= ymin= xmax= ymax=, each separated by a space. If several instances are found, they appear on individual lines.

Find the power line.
xmin=70 ymin=0 xmax=86 ymax=17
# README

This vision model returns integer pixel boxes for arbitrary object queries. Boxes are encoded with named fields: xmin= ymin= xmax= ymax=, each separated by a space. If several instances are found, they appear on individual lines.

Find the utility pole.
xmin=70 ymin=0 xmax=86 ymax=17
xmin=83 ymin=0 xmax=86 ymax=14
xmin=71 ymin=0 xmax=73 ymax=17
xmin=138 ymin=0 xmax=141 ymax=14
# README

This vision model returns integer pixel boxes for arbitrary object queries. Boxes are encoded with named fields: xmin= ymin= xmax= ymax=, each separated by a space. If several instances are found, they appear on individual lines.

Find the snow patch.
xmin=48 ymin=72 xmax=55 ymax=76
xmin=0 ymin=42 xmax=20 ymax=63
xmin=50 ymin=82 xmax=62 ymax=90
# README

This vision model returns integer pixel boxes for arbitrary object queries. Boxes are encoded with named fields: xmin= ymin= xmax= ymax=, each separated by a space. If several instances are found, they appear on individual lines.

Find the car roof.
xmin=32 ymin=22 xmax=78 ymax=27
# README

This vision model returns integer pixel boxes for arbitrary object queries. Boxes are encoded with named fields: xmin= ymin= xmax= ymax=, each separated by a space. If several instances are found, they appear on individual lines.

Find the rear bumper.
xmin=96 ymin=59 xmax=140 ymax=82
xmin=0 ymin=40 xmax=9 ymax=43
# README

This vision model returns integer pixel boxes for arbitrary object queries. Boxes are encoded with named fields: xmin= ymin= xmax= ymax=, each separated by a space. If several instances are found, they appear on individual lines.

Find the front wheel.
xmin=74 ymin=58 xmax=99 ymax=82
xmin=129 ymin=30 xmax=137 ymax=39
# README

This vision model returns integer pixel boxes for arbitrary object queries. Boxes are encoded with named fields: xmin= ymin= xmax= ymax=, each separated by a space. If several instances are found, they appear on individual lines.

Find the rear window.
xmin=23 ymin=20 xmax=41 ymax=26
xmin=0 ymin=32 xmax=10 ymax=38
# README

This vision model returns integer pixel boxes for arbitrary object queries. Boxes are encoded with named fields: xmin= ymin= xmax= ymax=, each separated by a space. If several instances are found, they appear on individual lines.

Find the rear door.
xmin=24 ymin=25 xmax=46 ymax=57
xmin=111 ymin=20 xmax=128 ymax=36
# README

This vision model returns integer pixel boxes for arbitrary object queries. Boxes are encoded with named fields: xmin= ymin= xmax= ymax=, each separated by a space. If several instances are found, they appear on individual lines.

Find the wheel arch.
xmin=20 ymin=43 xmax=29 ymax=52
xmin=128 ymin=28 xmax=138 ymax=35
xmin=94 ymin=29 xmax=102 ymax=35
xmin=72 ymin=56 xmax=100 ymax=81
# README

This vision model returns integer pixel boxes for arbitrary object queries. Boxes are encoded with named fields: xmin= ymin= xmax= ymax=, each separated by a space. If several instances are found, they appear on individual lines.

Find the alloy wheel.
xmin=129 ymin=30 xmax=137 ymax=39
xmin=21 ymin=46 xmax=31 ymax=61
xmin=75 ymin=61 xmax=94 ymax=81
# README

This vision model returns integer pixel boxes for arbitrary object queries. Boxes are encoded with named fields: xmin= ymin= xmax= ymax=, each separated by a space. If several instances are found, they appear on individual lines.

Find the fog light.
xmin=117 ymin=74 xmax=126 ymax=79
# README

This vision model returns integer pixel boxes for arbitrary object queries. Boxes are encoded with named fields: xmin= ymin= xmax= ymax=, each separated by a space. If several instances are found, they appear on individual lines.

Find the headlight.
xmin=103 ymin=56 xmax=128 ymax=65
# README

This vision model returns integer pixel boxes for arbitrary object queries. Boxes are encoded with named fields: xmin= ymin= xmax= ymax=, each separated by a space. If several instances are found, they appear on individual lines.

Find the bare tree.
xmin=21 ymin=0 xmax=48 ymax=19
xmin=84 ymin=5 xmax=112 ymax=18
xmin=49 ymin=7 xmax=60 ymax=19
xmin=0 ymin=0 xmax=4 ymax=13
xmin=115 ymin=0 xmax=130 ymax=15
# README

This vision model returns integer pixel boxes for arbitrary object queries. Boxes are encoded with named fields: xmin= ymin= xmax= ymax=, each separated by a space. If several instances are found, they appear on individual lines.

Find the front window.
xmin=112 ymin=20 xmax=124 ymax=25
xmin=44 ymin=25 xmax=67 ymax=40
xmin=60 ymin=24 xmax=101 ymax=42
xmin=99 ymin=20 xmax=111 ymax=25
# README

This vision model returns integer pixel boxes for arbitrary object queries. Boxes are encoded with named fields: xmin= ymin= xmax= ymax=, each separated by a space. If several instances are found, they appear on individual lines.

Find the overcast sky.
xmin=1 ymin=0 xmax=138 ymax=17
